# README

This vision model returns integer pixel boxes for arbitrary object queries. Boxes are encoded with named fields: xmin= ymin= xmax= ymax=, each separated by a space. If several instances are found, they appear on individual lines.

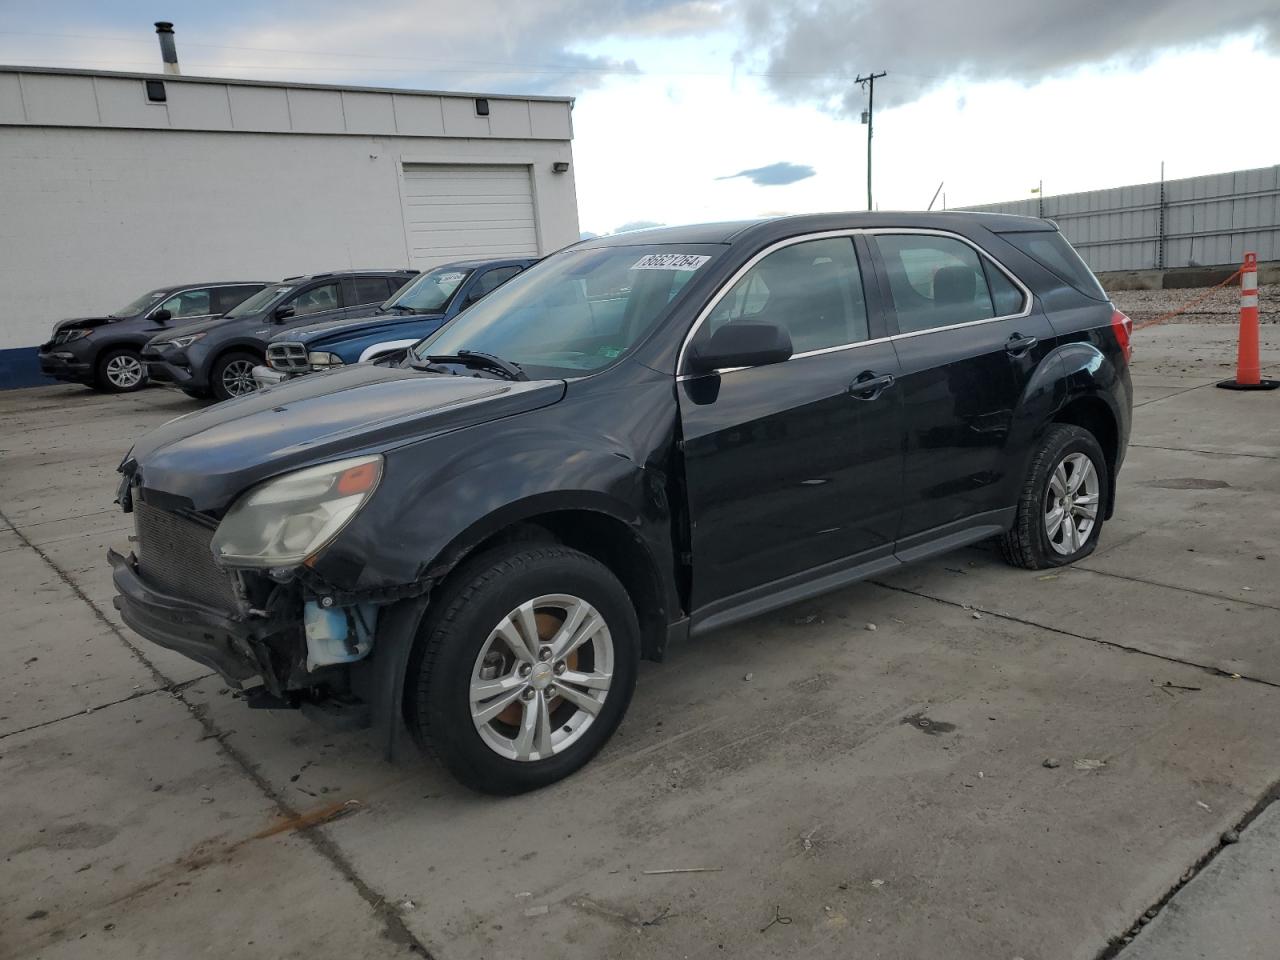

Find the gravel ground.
xmin=1111 ymin=282 xmax=1279 ymax=327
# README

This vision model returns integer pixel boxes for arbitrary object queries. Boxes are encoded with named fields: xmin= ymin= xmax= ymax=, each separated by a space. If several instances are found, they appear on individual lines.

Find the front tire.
xmin=211 ymin=351 xmax=260 ymax=402
xmin=95 ymin=347 xmax=148 ymax=393
xmin=406 ymin=545 xmax=640 ymax=794
xmin=1000 ymin=424 xmax=1108 ymax=569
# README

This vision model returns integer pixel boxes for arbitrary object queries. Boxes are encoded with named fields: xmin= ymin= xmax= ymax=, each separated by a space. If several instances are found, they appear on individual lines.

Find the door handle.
xmin=1005 ymin=333 xmax=1038 ymax=357
xmin=849 ymin=371 xmax=895 ymax=400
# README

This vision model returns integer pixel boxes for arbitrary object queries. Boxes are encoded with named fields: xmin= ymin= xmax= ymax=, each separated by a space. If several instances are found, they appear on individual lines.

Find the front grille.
xmin=267 ymin=342 xmax=309 ymax=371
xmin=134 ymin=501 xmax=239 ymax=611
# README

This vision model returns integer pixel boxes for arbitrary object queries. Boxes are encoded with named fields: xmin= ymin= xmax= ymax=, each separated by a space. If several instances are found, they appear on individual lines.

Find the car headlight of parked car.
xmin=308 ymin=352 xmax=344 ymax=369
xmin=210 ymin=455 xmax=383 ymax=568
xmin=59 ymin=328 xmax=93 ymax=343
xmin=165 ymin=333 xmax=206 ymax=349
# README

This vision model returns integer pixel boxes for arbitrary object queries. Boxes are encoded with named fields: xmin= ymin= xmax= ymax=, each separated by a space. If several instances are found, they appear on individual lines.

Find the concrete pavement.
xmin=2 ymin=322 xmax=1278 ymax=959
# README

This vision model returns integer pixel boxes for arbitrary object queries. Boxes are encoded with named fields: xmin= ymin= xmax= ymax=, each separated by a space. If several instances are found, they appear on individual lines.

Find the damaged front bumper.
xmin=109 ymin=548 xmax=278 ymax=686
xmin=109 ymin=547 xmax=431 ymax=757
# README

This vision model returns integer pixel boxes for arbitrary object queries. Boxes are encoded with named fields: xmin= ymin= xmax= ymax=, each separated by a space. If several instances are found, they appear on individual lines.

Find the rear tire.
xmin=95 ymin=348 xmax=147 ymax=393
xmin=406 ymin=544 xmax=640 ymax=794
xmin=999 ymin=424 xmax=1108 ymax=570
xmin=210 ymin=350 xmax=260 ymax=402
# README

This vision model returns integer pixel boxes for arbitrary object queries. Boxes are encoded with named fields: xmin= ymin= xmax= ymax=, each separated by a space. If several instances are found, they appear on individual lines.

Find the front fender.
xmin=312 ymin=373 xmax=683 ymax=614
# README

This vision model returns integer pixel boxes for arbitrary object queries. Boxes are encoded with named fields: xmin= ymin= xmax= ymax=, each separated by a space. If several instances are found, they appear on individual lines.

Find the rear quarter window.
xmin=1003 ymin=231 xmax=1106 ymax=300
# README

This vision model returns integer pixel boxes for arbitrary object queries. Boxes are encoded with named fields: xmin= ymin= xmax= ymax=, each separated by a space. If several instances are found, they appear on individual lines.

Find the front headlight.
xmin=210 ymin=455 xmax=383 ymax=568
xmin=166 ymin=333 xmax=206 ymax=349
xmin=308 ymin=351 xmax=344 ymax=369
xmin=61 ymin=328 xmax=92 ymax=343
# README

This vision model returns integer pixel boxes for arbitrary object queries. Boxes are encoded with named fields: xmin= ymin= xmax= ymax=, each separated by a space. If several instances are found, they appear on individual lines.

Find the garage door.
xmin=400 ymin=163 xmax=540 ymax=268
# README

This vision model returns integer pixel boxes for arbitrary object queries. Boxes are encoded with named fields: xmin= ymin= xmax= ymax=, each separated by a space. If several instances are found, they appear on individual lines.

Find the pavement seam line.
xmin=0 ymin=684 xmax=168 ymax=742
xmin=1099 ymin=779 xmax=1280 ymax=959
xmin=868 ymin=579 xmax=1280 ymax=689
xmin=1072 ymin=564 xmax=1279 ymax=612
xmin=1128 ymin=441 xmax=1278 ymax=460
xmin=0 ymin=506 xmax=435 ymax=960
xmin=1131 ymin=379 xmax=1217 ymax=408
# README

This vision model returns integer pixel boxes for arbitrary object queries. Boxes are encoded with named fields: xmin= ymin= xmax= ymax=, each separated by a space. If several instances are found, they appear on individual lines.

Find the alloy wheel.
xmin=1044 ymin=451 xmax=1100 ymax=555
xmin=105 ymin=354 xmax=144 ymax=389
xmin=469 ymin=594 xmax=614 ymax=762
xmin=221 ymin=359 xmax=258 ymax=396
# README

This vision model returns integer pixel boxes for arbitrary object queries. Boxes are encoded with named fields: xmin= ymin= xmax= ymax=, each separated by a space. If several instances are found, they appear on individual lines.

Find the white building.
xmin=0 ymin=65 xmax=580 ymax=387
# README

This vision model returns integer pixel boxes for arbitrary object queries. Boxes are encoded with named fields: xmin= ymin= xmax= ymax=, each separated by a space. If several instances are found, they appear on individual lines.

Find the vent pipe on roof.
xmin=154 ymin=22 xmax=180 ymax=75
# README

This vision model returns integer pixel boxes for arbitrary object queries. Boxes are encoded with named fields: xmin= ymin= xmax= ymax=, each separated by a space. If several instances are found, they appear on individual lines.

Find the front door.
xmin=678 ymin=235 xmax=905 ymax=616
xmin=867 ymin=231 xmax=1057 ymax=544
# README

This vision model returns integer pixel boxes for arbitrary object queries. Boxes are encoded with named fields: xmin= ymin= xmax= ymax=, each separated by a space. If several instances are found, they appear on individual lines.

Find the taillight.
xmin=1110 ymin=309 xmax=1132 ymax=363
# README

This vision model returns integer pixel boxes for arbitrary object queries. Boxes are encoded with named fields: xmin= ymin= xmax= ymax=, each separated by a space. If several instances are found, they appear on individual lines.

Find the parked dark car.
xmin=110 ymin=213 xmax=1132 ymax=794
xmin=36 ymin=282 xmax=268 ymax=392
xmin=142 ymin=269 xmax=416 ymax=401
xmin=253 ymin=258 xmax=534 ymax=387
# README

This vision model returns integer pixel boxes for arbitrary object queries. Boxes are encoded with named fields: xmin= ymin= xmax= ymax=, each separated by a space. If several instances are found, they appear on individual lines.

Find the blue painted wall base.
xmin=0 ymin=347 xmax=54 ymax=389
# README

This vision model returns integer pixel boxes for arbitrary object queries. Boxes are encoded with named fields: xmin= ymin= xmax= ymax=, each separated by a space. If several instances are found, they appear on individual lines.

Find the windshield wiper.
xmin=413 ymin=350 xmax=528 ymax=381
xmin=387 ymin=304 xmax=417 ymax=313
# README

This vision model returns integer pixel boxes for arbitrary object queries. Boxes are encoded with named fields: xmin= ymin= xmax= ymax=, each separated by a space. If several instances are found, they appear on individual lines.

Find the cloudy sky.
xmin=3 ymin=0 xmax=1278 ymax=236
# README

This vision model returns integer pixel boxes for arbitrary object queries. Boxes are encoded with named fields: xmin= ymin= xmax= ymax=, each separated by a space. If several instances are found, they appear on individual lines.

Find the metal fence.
xmin=961 ymin=164 xmax=1280 ymax=273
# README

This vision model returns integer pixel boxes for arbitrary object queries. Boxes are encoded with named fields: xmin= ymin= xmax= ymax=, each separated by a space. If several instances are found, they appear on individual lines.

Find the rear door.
xmin=867 ymin=230 xmax=1054 ymax=547
xmin=678 ymin=235 xmax=904 ymax=615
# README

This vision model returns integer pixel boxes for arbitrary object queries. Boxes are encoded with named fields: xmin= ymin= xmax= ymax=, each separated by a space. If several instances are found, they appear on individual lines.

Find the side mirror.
xmin=686 ymin=322 xmax=792 ymax=374
xmin=273 ymin=304 xmax=296 ymax=322
xmin=152 ymin=308 xmax=172 ymax=325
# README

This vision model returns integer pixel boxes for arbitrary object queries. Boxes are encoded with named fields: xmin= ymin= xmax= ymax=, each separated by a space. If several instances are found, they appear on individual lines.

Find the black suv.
xmin=142 ymin=269 xmax=416 ymax=401
xmin=37 ymin=283 xmax=267 ymax=392
xmin=110 ymin=213 xmax=1132 ymax=794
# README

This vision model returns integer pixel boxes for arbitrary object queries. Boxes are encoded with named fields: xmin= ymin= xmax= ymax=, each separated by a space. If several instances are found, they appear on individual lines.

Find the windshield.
xmin=411 ymin=244 xmax=720 ymax=378
xmin=114 ymin=289 xmax=167 ymax=317
xmin=225 ymin=283 xmax=294 ymax=318
xmin=387 ymin=266 xmax=472 ymax=313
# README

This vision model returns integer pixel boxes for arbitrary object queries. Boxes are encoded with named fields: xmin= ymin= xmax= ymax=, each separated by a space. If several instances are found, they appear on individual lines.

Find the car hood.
xmin=144 ymin=314 xmax=238 ymax=346
xmin=53 ymin=315 xmax=117 ymax=334
xmin=123 ymin=363 xmax=566 ymax=512
xmin=271 ymin=310 xmax=443 ymax=346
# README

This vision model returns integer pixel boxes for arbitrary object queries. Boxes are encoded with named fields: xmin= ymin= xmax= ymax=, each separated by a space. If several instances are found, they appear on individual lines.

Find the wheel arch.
xmin=1052 ymin=394 xmax=1120 ymax=519
xmin=425 ymin=496 xmax=675 ymax=663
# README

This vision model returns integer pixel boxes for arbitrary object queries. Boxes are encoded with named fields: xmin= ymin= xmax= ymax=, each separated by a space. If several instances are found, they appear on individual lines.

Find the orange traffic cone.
xmin=1217 ymin=252 xmax=1278 ymax=391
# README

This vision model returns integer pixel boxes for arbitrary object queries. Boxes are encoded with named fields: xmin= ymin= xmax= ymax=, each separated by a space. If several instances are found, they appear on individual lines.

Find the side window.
xmin=212 ymin=285 xmax=263 ymax=314
xmin=697 ymin=237 xmax=868 ymax=355
xmin=873 ymin=234 xmax=1006 ymax=334
xmin=158 ymin=289 xmax=212 ymax=318
xmin=472 ymin=266 xmax=522 ymax=299
xmin=288 ymin=282 xmax=340 ymax=317
xmin=353 ymin=277 xmax=392 ymax=305
xmin=983 ymin=261 xmax=1026 ymax=316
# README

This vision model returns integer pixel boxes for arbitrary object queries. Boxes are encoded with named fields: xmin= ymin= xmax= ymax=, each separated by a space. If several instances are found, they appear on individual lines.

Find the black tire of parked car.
xmin=406 ymin=544 xmax=640 ymax=795
xmin=94 ymin=347 xmax=148 ymax=393
xmin=999 ymin=424 xmax=1108 ymax=570
xmin=210 ymin=350 xmax=261 ymax=402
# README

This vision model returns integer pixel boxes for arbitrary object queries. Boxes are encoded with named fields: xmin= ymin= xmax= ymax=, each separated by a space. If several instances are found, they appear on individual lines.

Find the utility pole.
xmin=857 ymin=71 xmax=886 ymax=211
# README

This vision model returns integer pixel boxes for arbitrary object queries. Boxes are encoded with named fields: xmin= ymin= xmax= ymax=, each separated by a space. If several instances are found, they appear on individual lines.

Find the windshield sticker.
xmin=435 ymin=273 xmax=466 ymax=283
xmin=631 ymin=254 xmax=711 ymax=271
